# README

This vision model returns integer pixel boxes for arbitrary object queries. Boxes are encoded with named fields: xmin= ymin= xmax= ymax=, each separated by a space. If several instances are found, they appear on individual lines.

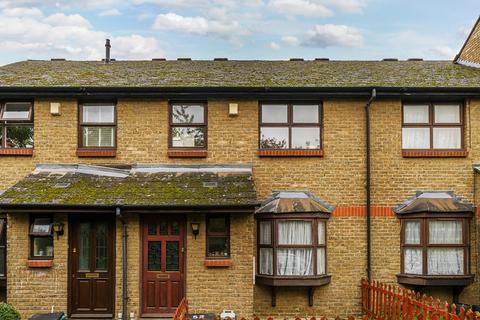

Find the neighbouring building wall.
xmin=2 ymin=98 xmax=480 ymax=318
xmin=457 ymin=19 xmax=480 ymax=66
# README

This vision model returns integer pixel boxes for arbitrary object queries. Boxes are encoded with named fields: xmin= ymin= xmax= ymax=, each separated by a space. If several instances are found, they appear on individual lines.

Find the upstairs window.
xmin=0 ymin=102 xmax=34 ymax=149
xmin=260 ymin=103 xmax=322 ymax=150
xmin=170 ymin=103 xmax=207 ymax=148
xmin=402 ymin=103 xmax=463 ymax=150
xmin=79 ymin=103 xmax=116 ymax=148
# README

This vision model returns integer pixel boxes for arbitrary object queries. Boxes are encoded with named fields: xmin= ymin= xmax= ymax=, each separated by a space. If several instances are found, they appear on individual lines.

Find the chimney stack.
xmin=105 ymin=39 xmax=111 ymax=63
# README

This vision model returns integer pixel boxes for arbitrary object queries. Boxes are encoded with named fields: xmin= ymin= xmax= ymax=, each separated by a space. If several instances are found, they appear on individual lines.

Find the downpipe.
xmin=116 ymin=207 xmax=128 ymax=320
xmin=365 ymin=88 xmax=377 ymax=280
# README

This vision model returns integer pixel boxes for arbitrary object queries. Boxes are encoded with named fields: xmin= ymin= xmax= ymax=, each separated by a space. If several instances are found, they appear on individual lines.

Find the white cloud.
xmin=152 ymin=12 xmax=246 ymax=40
xmin=321 ymin=0 xmax=367 ymax=13
xmin=429 ymin=45 xmax=457 ymax=59
xmin=302 ymin=24 xmax=363 ymax=47
xmin=282 ymin=35 xmax=299 ymax=46
xmin=268 ymin=0 xmax=332 ymax=17
xmin=268 ymin=41 xmax=280 ymax=50
xmin=132 ymin=0 xmax=209 ymax=7
xmin=0 ymin=7 xmax=163 ymax=63
xmin=99 ymin=8 xmax=121 ymax=17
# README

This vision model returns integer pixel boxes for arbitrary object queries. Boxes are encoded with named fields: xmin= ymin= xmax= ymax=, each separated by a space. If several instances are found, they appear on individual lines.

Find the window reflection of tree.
xmin=260 ymin=136 xmax=287 ymax=149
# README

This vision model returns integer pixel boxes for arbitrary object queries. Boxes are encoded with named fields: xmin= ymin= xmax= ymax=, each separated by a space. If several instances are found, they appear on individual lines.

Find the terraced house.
xmin=0 ymin=17 xmax=480 ymax=320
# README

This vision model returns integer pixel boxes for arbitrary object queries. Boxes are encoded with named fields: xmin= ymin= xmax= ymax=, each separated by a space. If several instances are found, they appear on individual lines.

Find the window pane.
xmin=262 ymin=104 xmax=288 ymax=123
xmin=31 ymin=218 xmax=52 ymax=235
xmin=159 ymin=222 xmax=168 ymax=235
xmin=148 ymin=241 xmax=161 ymax=271
xmin=260 ymin=127 xmax=289 ymax=149
xmin=277 ymin=248 xmax=313 ymax=276
xmin=82 ymin=104 xmax=114 ymax=123
xmin=6 ymin=126 xmax=34 ymax=148
xmin=33 ymin=237 xmax=53 ymax=257
xmin=292 ymin=127 xmax=320 ymax=149
xmin=1 ymin=103 xmax=31 ymax=120
xmin=83 ymin=127 xmax=115 ymax=147
xmin=148 ymin=223 xmax=156 ymax=235
xmin=259 ymin=221 xmax=271 ymax=245
xmin=208 ymin=217 xmax=227 ymax=233
xmin=404 ymin=105 xmax=429 ymax=123
xmin=0 ymin=247 xmax=5 ymax=277
xmin=435 ymin=105 xmax=460 ymax=124
xmin=318 ymin=221 xmax=325 ymax=245
xmin=404 ymin=248 xmax=422 ymax=274
xmin=293 ymin=105 xmax=319 ymax=123
xmin=404 ymin=221 xmax=420 ymax=245
xmin=166 ymin=241 xmax=179 ymax=271
xmin=79 ymin=223 xmax=90 ymax=270
xmin=259 ymin=248 xmax=273 ymax=275
xmin=429 ymin=221 xmax=462 ymax=244
xmin=433 ymin=127 xmax=461 ymax=149
xmin=172 ymin=127 xmax=205 ymax=147
xmin=317 ymin=248 xmax=326 ymax=275
xmin=428 ymin=248 xmax=464 ymax=275
xmin=402 ymin=128 xmax=430 ymax=149
xmin=95 ymin=223 xmax=107 ymax=270
xmin=171 ymin=221 xmax=180 ymax=235
xmin=207 ymin=237 xmax=229 ymax=258
xmin=172 ymin=104 xmax=205 ymax=124
xmin=278 ymin=221 xmax=312 ymax=245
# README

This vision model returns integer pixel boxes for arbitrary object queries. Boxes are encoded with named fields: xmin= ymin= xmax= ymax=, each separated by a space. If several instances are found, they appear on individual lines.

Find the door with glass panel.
xmin=142 ymin=216 xmax=185 ymax=316
xmin=69 ymin=216 xmax=115 ymax=317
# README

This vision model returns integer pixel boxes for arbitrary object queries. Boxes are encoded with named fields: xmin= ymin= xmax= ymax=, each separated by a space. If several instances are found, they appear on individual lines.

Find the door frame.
xmin=67 ymin=213 xmax=116 ymax=319
xmin=140 ymin=214 xmax=187 ymax=317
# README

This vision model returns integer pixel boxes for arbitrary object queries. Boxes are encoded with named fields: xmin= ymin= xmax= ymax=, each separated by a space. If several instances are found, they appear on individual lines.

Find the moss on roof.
xmin=0 ymin=60 xmax=480 ymax=88
xmin=0 ymin=169 xmax=257 ymax=207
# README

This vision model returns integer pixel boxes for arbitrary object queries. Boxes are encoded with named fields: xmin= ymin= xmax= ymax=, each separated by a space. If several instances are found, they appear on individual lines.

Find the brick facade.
xmin=1 ymin=98 xmax=479 ymax=319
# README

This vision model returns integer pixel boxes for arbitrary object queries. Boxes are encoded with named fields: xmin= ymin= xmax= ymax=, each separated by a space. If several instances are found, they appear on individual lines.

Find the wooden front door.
xmin=142 ymin=215 xmax=185 ymax=316
xmin=69 ymin=216 xmax=115 ymax=318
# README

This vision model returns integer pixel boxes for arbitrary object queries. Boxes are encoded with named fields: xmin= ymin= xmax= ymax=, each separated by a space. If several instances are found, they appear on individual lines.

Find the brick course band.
xmin=26 ymin=260 xmax=54 ymax=268
xmin=76 ymin=148 xmax=117 ymax=157
xmin=0 ymin=148 xmax=34 ymax=156
xmin=167 ymin=149 xmax=208 ymax=158
xmin=333 ymin=207 xmax=394 ymax=217
xmin=203 ymin=259 xmax=233 ymax=267
xmin=401 ymin=150 xmax=468 ymax=158
xmin=258 ymin=149 xmax=324 ymax=157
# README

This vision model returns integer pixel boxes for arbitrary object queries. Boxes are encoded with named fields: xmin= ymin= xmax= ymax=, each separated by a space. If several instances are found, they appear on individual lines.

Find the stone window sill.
xmin=204 ymin=259 xmax=232 ymax=267
xmin=76 ymin=148 xmax=117 ymax=158
xmin=402 ymin=150 xmax=468 ymax=158
xmin=168 ymin=149 xmax=208 ymax=158
xmin=0 ymin=148 xmax=33 ymax=156
xmin=26 ymin=259 xmax=54 ymax=268
xmin=258 ymin=149 xmax=324 ymax=157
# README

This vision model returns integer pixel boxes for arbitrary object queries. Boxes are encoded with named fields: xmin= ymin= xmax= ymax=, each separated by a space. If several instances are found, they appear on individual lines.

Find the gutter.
xmin=0 ymin=86 xmax=480 ymax=99
xmin=116 ymin=207 xmax=128 ymax=320
xmin=0 ymin=203 xmax=261 ymax=210
xmin=365 ymin=88 xmax=377 ymax=280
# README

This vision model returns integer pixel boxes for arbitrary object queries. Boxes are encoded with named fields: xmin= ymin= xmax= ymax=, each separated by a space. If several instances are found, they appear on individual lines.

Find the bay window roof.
xmin=256 ymin=191 xmax=334 ymax=214
xmin=393 ymin=191 xmax=474 ymax=215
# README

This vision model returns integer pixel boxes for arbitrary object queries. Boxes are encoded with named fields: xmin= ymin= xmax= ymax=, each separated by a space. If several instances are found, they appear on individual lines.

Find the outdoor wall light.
xmin=52 ymin=222 xmax=65 ymax=239
xmin=191 ymin=222 xmax=200 ymax=239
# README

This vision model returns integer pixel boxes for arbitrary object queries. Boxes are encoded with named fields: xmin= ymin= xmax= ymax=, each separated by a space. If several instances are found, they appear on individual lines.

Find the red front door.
xmin=142 ymin=216 xmax=185 ymax=316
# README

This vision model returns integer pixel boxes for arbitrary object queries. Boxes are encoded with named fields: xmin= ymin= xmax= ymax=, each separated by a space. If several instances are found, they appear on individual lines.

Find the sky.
xmin=0 ymin=0 xmax=477 ymax=65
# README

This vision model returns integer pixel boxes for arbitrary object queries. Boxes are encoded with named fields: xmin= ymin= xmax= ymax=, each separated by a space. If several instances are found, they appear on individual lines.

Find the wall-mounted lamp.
xmin=52 ymin=222 xmax=65 ymax=240
xmin=191 ymin=222 xmax=200 ymax=239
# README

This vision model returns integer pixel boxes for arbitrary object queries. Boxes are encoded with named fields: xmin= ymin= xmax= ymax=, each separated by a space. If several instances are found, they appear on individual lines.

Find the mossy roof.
xmin=1 ymin=60 xmax=480 ymax=88
xmin=0 ymin=164 xmax=257 ymax=207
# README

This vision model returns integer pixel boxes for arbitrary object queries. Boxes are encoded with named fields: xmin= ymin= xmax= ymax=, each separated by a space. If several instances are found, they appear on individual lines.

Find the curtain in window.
xmin=278 ymin=221 xmax=312 ymax=245
xmin=432 ymin=128 xmax=461 ymax=149
xmin=259 ymin=221 xmax=272 ymax=245
xmin=429 ymin=221 xmax=462 ymax=244
xmin=428 ymin=248 xmax=464 ymax=275
xmin=317 ymin=248 xmax=325 ymax=275
xmin=259 ymin=248 xmax=273 ymax=275
xmin=318 ymin=221 xmax=325 ymax=245
xmin=404 ymin=105 xmax=429 ymax=123
xmin=402 ymin=128 xmax=430 ymax=149
xmin=405 ymin=221 xmax=420 ymax=244
xmin=404 ymin=248 xmax=422 ymax=274
xmin=277 ymin=248 xmax=313 ymax=276
xmin=434 ymin=105 xmax=460 ymax=123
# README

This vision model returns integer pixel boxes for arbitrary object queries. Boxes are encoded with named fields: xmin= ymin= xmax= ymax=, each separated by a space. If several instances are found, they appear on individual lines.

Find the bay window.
xmin=402 ymin=103 xmax=463 ymax=150
xmin=0 ymin=102 xmax=34 ymax=149
xmin=79 ymin=103 xmax=116 ymax=148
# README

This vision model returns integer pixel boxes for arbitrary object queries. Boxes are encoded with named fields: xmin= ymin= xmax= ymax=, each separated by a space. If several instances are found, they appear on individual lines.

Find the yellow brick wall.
xmin=1 ymin=98 xmax=479 ymax=318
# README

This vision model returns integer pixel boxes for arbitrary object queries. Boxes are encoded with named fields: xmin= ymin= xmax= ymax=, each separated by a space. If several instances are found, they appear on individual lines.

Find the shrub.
xmin=0 ymin=302 xmax=21 ymax=320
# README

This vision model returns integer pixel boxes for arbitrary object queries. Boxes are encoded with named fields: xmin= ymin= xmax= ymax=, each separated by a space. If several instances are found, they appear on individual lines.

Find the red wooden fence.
xmin=362 ymin=278 xmax=480 ymax=320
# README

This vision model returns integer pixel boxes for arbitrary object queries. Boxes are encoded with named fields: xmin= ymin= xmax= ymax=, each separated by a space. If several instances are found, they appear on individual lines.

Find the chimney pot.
xmin=105 ymin=39 xmax=111 ymax=63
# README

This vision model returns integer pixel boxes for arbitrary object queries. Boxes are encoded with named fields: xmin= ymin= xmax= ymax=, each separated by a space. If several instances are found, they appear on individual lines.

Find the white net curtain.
xmin=404 ymin=220 xmax=464 ymax=275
